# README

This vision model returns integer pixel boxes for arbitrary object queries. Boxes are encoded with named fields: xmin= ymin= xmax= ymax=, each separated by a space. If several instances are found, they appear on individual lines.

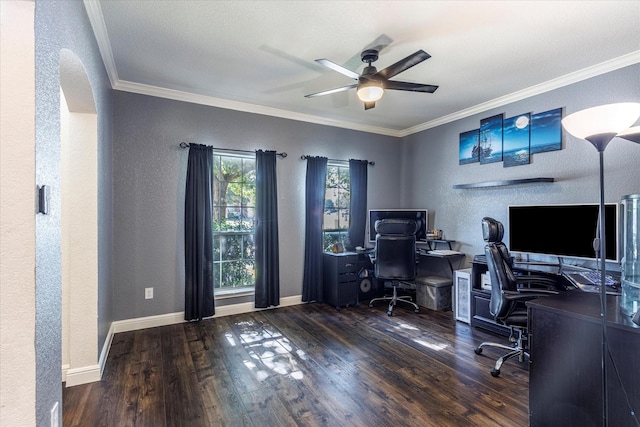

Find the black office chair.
xmin=368 ymin=219 xmax=420 ymax=316
xmin=474 ymin=217 xmax=558 ymax=377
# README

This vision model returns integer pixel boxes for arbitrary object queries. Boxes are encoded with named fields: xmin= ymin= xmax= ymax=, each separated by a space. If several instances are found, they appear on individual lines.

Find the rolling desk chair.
xmin=368 ymin=219 xmax=420 ymax=316
xmin=474 ymin=217 xmax=558 ymax=377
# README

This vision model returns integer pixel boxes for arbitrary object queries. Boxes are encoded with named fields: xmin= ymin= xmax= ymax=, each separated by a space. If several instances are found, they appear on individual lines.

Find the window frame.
xmin=323 ymin=160 xmax=350 ymax=250
xmin=211 ymin=150 xmax=257 ymax=297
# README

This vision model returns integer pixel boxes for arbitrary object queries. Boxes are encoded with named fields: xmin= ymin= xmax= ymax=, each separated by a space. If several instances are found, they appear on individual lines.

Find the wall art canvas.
xmin=503 ymin=113 xmax=531 ymax=167
xmin=459 ymin=129 xmax=480 ymax=165
xmin=479 ymin=114 xmax=503 ymax=164
xmin=530 ymin=107 xmax=563 ymax=153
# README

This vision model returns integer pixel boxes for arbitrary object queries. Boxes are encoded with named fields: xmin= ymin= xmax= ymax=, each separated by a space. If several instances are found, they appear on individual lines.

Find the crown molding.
xmin=113 ymin=80 xmax=402 ymax=137
xmin=400 ymin=51 xmax=640 ymax=137
xmin=83 ymin=0 xmax=118 ymax=88
xmin=84 ymin=1 xmax=639 ymax=138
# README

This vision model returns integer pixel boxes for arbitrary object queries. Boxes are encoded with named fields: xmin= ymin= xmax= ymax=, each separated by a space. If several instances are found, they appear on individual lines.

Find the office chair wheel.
xmin=491 ymin=368 xmax=501 ymax=377
xmin=474 ymin=347 xmax=483 ymax=355
xmin=387 ymin=310 xmax=393 ymax=316
xmin=414 ymin=308 xmax=420 ymax=313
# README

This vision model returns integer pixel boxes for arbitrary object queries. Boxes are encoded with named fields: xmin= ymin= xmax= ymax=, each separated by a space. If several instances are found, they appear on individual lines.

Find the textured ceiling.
xmin=85 ymin=1 xmax=640 ymax=136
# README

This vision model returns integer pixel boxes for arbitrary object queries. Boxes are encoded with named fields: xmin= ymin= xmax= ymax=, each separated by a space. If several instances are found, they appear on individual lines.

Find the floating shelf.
xmin=452 ymin=177 xmax=555 ymax=189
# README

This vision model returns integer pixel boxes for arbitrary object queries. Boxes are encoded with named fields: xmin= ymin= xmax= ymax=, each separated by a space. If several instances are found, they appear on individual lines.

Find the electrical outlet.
xmin=51 ymin=401 xmax=59 ymax=427
xmin=145 ymin=287 xmax=153 ymax=299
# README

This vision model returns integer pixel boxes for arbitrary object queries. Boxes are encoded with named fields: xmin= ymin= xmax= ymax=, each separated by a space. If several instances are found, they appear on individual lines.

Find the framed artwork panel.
xmin=531 ymin=107 xmax=563 ymax=153
xmin=479 ymin=114 xmax=503 ymax=164
xmin=459 ymin=129 xmax=480 ymax=165
xmin=503 ymin=113 xmax=531 ymax=167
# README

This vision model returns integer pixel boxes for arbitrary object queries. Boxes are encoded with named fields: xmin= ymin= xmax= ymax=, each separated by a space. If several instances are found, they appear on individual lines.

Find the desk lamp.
xmin=561 ymin=102 xmax=640 ymax=427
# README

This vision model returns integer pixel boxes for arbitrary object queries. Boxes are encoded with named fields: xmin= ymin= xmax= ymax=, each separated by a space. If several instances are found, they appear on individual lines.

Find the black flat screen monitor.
xmin=368 ymin=209 xmax=428 ymax=243
xmin=508 ymin=203 xmax=619 ymax=262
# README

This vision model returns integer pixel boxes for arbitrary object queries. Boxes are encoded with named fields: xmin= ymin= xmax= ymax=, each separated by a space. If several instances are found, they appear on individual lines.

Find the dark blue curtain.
xmin=184 ymin=144 xmax=215 ymax=321
xmin=302 ymin=157 xmax=328 ymax=302
xmin=255 ymin=150 xmax=280 ymax=308
xmin=348 ymin=159 xmax=368 ymax=250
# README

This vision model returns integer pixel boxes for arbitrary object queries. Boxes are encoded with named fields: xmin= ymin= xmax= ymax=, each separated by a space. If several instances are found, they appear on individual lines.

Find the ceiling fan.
xmin=305 ymin=49 xmax=438 ymax=110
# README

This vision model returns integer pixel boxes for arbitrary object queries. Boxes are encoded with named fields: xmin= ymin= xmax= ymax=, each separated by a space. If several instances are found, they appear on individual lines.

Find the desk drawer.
xmin=323 ymin=252 xmax=360 ymax=309
xmin=335 ymin=257 xmax=358 ymax=273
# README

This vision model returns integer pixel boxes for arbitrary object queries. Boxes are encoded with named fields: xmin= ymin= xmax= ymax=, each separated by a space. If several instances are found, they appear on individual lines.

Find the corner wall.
xmin=402 ymin=64 xmax=640 ymax=265
xmin=34 ymin=0 xmax=114 ymax=422
xmin=0 ymin=2 xmax=36 ymax=425
xmin=112 ymin=92 xmax=402 ymax=321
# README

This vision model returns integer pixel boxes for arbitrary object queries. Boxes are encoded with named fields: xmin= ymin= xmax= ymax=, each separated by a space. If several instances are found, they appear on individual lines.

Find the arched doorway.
xmin=59 ymin=49 xmax=99 ymax=385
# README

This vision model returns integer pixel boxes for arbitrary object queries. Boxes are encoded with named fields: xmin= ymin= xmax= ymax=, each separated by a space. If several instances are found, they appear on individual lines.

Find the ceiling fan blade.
xmin=315 ymin=59 xmax=360 ymax=80
xmin=376 ymin=50 xmax=432 ymax=80
xmin=304 ymin=84 xmax=357 ymax=98
xmin=364 ymin=101 xmax=376 ymax=110
xmin=384 ymin=81 xmax=439 ymax=93
xmin=363 ymin=34 xmax=393 ymax=54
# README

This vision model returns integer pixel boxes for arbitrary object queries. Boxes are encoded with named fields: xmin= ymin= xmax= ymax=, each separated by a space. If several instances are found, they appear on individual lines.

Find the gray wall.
xmin=403 ymin=64 xmax=640 ymax=267
xmin=112 ymin=92 xmax=400 ymax=320
xmin=35 ymin=1 xmax=113 ymax=423
xmin=113 ymin=64 xmax=640 ymax=322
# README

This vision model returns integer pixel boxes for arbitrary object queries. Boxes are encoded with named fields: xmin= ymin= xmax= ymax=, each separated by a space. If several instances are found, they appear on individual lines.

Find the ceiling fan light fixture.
xmin=357 ymin=82 xmax=384 ymax=102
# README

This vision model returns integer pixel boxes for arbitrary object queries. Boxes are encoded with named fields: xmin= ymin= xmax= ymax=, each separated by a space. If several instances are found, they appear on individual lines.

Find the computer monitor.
xmin=368 ymin=209 xmax=428 ymax=243
xmin=508 ymin=203 xmax=619 ymax=262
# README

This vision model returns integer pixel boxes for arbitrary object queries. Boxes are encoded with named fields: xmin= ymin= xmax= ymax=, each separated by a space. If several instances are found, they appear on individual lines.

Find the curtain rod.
xmin=180 ymin=142 xmax=287 ymax=158
xmin=300 ymin=155 xmax=374 ymax=166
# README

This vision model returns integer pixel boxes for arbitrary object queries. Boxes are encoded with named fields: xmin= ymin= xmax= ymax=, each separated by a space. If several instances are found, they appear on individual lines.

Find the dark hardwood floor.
xmin=63 ymin=301 xmax=530 ymax=426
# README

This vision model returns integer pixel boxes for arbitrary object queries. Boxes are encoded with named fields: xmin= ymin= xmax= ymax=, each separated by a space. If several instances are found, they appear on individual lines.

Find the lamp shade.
xmin=562 ymin=102 xmax=640 ymax=150
xmin=357 ymin=83 xmax=384 ymax=102
xmin=617 ymin=126 xmax=640 ymax=144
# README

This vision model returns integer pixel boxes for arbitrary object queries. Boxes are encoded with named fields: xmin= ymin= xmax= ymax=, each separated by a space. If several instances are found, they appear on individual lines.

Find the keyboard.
xmin=574 ymin=270 xmax=619 ymax=287
xmin=564 ymin=270 xmax=621 ymax=294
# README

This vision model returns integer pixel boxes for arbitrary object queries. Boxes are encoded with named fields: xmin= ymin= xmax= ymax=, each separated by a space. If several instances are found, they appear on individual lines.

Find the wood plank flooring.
xmin=63 ymin=302 xmax=530 ymax=426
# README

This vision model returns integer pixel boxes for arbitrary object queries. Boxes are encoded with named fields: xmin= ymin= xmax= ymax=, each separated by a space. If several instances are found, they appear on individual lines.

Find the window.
xmin=323 ymin=163 xmax=350 ymax=249
xmin=212 ymin=153 xmax=256 ymax=295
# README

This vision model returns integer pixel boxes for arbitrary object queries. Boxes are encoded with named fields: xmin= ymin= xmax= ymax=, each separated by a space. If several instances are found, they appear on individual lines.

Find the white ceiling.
xmin=85 ymin=1 xmax=640 ymax=137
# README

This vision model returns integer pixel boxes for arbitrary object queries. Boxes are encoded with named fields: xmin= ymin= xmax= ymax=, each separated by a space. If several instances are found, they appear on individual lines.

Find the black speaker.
xmin=358 ymin=270 xmax=379 ymax=300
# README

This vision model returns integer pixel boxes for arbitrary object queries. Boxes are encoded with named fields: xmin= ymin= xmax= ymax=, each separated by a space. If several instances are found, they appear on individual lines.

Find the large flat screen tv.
xmin=368 ymin=209 xmax=428 ymax=243
xmin=508 ymin=203 xmax=619 ymax=262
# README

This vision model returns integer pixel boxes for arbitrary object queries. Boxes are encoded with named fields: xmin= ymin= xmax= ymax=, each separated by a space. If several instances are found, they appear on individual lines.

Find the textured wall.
xmin=112 ymin=92 xmax=401 ymax=320
xmin=34 ymin=0 xmax=113 ymax=423
xmin=113 ymin=65 xmax=640 ymax=322
xmin=403 ymin=64 xmax=640 ymax=267
xmin=0 ymin=2 xmax=36 ymax=425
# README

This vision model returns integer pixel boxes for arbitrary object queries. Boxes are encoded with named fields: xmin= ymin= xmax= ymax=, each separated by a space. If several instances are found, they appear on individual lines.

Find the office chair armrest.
xmin=516 ymin=275 xmax=562 ymax=290
xmin=503 ymin=289 xmax=558 ymax=302
xmin=517 ymin=288 xmax=559 ymax=295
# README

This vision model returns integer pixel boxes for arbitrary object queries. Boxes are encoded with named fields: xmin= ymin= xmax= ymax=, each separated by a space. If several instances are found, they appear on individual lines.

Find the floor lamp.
xmin=561 ymin=102 xmax=640 ymax=427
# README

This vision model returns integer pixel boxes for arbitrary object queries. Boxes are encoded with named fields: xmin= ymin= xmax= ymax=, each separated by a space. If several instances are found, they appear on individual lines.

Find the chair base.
xmin=369 ymin=283 xmax=419 ymax=316
xmin=474 ymin=328 xmax=527 ymax=377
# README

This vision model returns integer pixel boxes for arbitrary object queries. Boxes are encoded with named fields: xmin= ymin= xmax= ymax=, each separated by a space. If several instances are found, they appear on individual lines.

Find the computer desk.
xmin=527 ymin=291 xmax=640 ymax=426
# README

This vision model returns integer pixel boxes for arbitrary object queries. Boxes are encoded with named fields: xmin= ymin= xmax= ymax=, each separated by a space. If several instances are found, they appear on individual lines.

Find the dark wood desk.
xmin=527 ymin=291 xmax=640 ymax=427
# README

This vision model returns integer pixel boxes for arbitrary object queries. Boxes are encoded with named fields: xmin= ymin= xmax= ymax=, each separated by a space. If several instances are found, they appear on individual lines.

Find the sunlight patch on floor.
xmin=413 ymin=338 xmax=448 ymax=351
xmin=234 ymin=319 xmax=305 ymax=381
xmin=397 ymin=323 xmax=419 ymax=331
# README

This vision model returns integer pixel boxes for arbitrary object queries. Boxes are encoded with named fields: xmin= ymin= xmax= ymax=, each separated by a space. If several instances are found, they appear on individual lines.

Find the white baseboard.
xmin=112 ymin=294 xmax=303 ymax=334
xmin=63 ymin=295 xmax=302 ymax=387
xmin=65 ymin=364 xmax=101 ymax=387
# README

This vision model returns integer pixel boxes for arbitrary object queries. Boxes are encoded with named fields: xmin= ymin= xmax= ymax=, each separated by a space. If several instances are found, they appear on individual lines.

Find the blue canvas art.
xmin=530 ymin=108 xmax=563 ymax=153
xmin=459 ymin=129 xmax=479 ymax=165
xmin=503 ymin=113 xmax=531 ymax=167
xmin=479 ymin=114 xmax=503 ymax=164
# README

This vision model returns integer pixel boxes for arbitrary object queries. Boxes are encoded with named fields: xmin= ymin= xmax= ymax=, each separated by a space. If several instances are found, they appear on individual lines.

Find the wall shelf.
xmin=452 ymin=177 xmax=554 ymax=189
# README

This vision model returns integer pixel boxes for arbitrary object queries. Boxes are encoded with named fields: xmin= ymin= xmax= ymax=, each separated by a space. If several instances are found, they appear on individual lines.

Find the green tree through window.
xmin=212 ymin=153 xmax=256 ymax=294
xmin=323 ymin=163 xmax=350 ymax=249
